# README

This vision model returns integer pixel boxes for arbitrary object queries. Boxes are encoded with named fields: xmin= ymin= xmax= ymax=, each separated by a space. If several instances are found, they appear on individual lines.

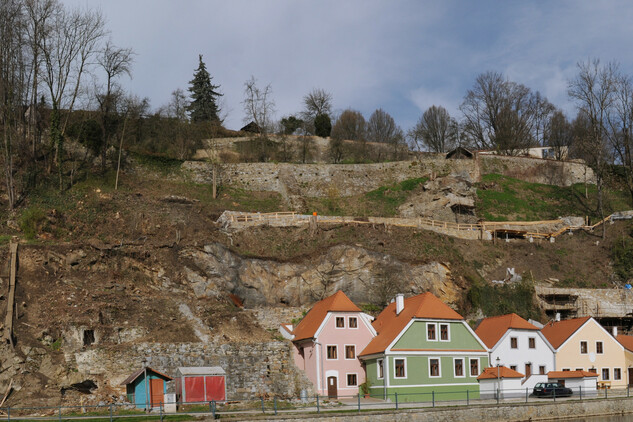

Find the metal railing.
xmin=1 ymin=385 xmax=631 ymax=421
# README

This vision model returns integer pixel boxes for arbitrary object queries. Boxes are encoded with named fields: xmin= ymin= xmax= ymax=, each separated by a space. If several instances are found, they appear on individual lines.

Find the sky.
xmin=61 ymin=0 xmax=633 ymax=132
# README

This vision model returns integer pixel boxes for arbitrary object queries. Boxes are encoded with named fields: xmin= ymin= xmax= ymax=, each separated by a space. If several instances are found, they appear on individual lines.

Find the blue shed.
xmin=121 ymin=367 xmax=173 ymax=409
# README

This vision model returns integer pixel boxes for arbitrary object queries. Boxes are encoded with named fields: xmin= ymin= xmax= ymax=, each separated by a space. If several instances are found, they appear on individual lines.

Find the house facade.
xmin=359 ymin=293 xmax=488 ymax=402
xmin=477 ymin=366 xmax=525 ymax=399
xmin=541 ymin=317 xmax=626 ymax=388
xmin=475 ymin=313 xmax=554 ymax=389
xmin=280 ymin=290 xmax=376 ymax=397
xmin=616 ymin=334 xmax=633 ymax=386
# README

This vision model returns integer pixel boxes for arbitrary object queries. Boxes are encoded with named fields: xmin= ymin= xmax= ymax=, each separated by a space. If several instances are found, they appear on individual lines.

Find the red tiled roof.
xmin=359 ymin=292 xmax=463 ymax=357
xmin=540 ymin=317 xmax=591 ymax=349
xmin=548 ymin=370 xmax=599 ymax=379
xmin=616 ymin=334 xmax=633 ymax=352
xmin=120 ymin=367 xmax=173 ymax=385
xmin=477 ymin=366 xmax=524 ymax=380
xmin=475 ymin=313 xmax=539 ymax=349
xmin=292 ymin=290 xmax=361 ymax=341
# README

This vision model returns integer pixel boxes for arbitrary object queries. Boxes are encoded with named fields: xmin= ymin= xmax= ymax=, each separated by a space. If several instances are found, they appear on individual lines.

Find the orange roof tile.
xmin=359 ymin=292 xmax=463 ymax=357
xmin=616 ymin=334 xmax=633 ymax=352
xmin=548 ymin=370 xmax=598 ymax=379
xmin=540 ymin=317 xmax=591 ymax=349
xmin=477 ymin=366 xmax=524 ymax=380
xmin=292 ymin=290 xmax=361 ymax=341
xmin=475 ymin=313 xmax=539 ymax=349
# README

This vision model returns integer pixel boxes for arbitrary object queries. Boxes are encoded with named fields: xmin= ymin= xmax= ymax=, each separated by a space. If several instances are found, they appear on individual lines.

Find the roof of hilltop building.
xmin=540 ymin=316 xmax=592 ymax=349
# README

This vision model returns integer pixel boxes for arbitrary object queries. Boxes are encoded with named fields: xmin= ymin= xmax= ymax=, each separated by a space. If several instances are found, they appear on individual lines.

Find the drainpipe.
xmin=143 ymin=358 xmax=149 ymax=411
xmin=315 ymin=341 xmax=325 ymax=396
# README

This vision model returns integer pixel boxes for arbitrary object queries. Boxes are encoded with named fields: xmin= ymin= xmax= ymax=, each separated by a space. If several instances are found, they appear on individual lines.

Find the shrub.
xmin=19 ymin=207 xmax=46 ymax=240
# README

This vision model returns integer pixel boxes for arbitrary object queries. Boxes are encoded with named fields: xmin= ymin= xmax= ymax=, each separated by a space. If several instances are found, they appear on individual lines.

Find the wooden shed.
xmin=175 ymin=367 xmax=226 ymax=403
xmin=121 ymin=367 xmax=173 ymax=409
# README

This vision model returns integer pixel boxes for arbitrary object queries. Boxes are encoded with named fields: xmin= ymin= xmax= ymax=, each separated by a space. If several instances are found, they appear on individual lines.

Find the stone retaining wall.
xmin=72 ymin=341 xmax=313 ymax=400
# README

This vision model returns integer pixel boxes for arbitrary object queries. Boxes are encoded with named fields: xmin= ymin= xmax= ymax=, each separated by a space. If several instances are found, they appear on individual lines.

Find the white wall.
xmin=491 ymin=329 xmax=555 ymax=390
xmin=479 ymin=378 xmax=524 ymax=399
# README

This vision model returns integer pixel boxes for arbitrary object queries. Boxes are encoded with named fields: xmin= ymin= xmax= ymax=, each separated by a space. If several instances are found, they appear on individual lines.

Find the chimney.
xmin=613 ymin=326 xmax=618 ymax=337
xmin=396 ymin=294 xmax=404 ymax=315
xmin=555 ymin=312 xmax=561 ymax=322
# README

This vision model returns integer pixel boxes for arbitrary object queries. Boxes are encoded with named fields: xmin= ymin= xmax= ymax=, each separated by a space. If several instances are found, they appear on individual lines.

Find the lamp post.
xmin=496 ymin=357 xmax=501 ymax=400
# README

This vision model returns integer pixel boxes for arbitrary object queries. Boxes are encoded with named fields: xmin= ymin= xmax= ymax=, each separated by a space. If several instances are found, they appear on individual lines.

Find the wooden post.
xmin=212 ymin=164 xmax=217 ymax=199
xmin=3 ymin=242 xmax=18 ymax=347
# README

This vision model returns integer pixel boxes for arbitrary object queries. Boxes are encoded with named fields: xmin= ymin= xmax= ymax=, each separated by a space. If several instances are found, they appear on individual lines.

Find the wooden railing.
xmin=230 ymin=212 xmax=297 ymax=222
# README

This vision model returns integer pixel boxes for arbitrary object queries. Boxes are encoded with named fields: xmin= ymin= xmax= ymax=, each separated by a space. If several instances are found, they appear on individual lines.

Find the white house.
xmin=548 ymin=370 xmax=598 ymax=397
xmin=475 ymin=313 xmax=555 ymax=390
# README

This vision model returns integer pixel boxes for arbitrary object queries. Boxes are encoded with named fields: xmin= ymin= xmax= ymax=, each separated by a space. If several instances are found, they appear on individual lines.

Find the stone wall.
xmin=72 ymin=341 xmax=313 ymax=400
xmin=183 ymin=155 xmax=594 ymax=199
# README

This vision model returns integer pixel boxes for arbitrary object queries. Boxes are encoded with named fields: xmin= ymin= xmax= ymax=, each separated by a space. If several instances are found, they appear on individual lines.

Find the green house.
xmin=359 ymin=293 xmax=488 ymax=402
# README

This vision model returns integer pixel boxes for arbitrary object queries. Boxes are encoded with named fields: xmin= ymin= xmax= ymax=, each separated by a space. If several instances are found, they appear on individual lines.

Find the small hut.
xmin=175 ymin=367 xmax=226 ymax=403
xmin=240 ymin=121 xmax=261 ymax=133
xmin=477 ymin=366 xmax=524 ymax=399
xmin=446 ymin=147 xmax=474 ymax=159
xmin=121 ymin=367 xmax=173 ymax=409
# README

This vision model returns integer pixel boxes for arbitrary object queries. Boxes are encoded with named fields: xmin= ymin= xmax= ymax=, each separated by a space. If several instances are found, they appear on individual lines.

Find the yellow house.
xmin=541 ymin=317 xmax=626 ymax=388
xmin=616 ymin=334 xmax=633 ymax=386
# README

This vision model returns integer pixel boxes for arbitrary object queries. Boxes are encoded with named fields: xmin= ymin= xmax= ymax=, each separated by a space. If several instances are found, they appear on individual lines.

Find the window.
xmin=615 ymin=368 xmax=622 ymax=380
xmin=454 ymin=359 xmax=464 ymax=377
xmin=576 ymin=368 xmax=584 ymax=371
xmin=589 ymin=368 xmax=598 ymax=374
xmin=596 ymin=341 xmax=603 ymax=354
xmin=510 ymin=365 xmax=517 ymax=371
xmin=470 ymin=359 xmax=479 ymax=376
xmin=430 ymin=358 xmax=440 ymax=377
xmin=347 ymin=373 xmax=357 ymax=386
xmin=539 ymin=366 xmax=546 ymax=375
xmin=377 ymin=359 xmax=384 ymax=379
xmin=580 ymin=341 xmax=588 ymax=354
xmin=528 ymin=338 xmax=536 ymax=349
xmin=562 ymin=368 xmax=570 ymax=371
xmin=348 ymin=317 xmax=358 ymax=328
xmin=602 ymin=368 xmax=610 ymax=380
xmin=326 ymin=345 xmax=337 ymax=360
xmin=510 ymin=337 xmax=518 ymax=349
xmin=345 ymin=345 xmax=356 ymax=359
xmin=427 ymin=323 xmax=436 ymax=341
xmin=336 ymin=317 xmax=345 ymax=328
xmin=440 ymin=324 xmax=449 ymax=341
xmin=395 ymin=359 xmax=406 ymax=378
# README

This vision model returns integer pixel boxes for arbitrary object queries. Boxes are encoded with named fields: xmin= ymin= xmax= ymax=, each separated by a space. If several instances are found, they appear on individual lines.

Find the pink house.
xmin=280 ymin=291 xmax=376 ymax=398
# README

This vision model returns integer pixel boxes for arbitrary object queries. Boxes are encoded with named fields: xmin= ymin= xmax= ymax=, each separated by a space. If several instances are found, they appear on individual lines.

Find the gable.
xmin=292 ymin=291 xmax=361 ymax=341
xmin=392 ymin=320 xmax=486 ymax=351
xmin=558 ymin=318 xmax=624 ymax=353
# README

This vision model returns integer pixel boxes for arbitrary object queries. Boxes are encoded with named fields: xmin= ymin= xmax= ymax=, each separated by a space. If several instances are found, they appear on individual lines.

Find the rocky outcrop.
xmin=180 ymin=243 xmax=461 ymax=308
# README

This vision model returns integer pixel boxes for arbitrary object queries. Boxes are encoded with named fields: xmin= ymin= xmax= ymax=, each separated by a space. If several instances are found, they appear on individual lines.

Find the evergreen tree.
xmin=187 ymin=55 xmax=222 ymax=123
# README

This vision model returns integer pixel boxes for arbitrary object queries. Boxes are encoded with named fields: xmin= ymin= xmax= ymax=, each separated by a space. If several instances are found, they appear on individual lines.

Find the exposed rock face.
xmin=181 ymin=243 xmax=461 ymax=308
xmin=398 ymin=175 xmax=477 ymax=222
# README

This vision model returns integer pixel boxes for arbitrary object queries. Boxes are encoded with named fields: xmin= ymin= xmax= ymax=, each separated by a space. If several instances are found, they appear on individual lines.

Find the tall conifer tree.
xmin=187 ymin=55 xmax=222 ymax=123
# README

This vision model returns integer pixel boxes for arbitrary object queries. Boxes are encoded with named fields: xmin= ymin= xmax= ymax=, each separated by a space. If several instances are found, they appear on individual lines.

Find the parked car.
xmin=533 ymin=382 xmax=573 ymax=397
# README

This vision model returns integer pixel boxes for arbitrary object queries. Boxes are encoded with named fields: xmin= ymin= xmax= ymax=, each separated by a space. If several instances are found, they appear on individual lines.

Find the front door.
xmin=628 ymin=368 xmax=633 ymax=386
xmin=150 ymin=378 xmax=164 ymax=407
xmin=525 ymin=363 xmax=532 ymax=378
xmin=327 ymin=376 xmax=337 ymax=399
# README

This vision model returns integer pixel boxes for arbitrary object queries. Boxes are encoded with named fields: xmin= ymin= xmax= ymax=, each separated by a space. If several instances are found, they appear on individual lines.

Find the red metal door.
xmin=150 ymin=379 xmax=164 ymax=407
xmin=205 ymin=376 xmax=226 ymax=401
xmin=184 ymin=376 xmax=205 ymax=403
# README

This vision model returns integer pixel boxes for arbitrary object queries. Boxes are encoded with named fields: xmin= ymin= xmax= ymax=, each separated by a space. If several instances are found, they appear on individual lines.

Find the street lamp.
xmin=496 ymin=357 xmax=501 ymax=400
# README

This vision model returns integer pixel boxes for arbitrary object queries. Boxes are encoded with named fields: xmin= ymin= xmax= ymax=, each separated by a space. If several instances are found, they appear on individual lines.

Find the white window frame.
xmin=346 ymin=372 xmax=358 ymax=387
xmin=335 ymin=316 xmax=345 ymax=329
xmin=539 ymin=365 xmax=547 ymax=375
xmin=429 ymin=357 xmax=441 ymax=378
xmin=469 ymin=358 xmax=480 ymax=377
xmin=453 ymin=358 xmax=465 ymax=378
xmin=344 ymin=344 xmax=356 ymax=360
xmin=426 ymin=323 xmax=438 ymax=342
xmin=528 ymin=337 xmax=536 ymax=349
xmin=510 ymin=337 xmax=518 ymax=349
xmin=601 ymin=367 xmax=610 ymax=381
xmin=614 ymin=367 xmax=622 ymax=380
xmin=326 ymin=344 xmax=338 ymax=360
xmin=596 ymin=341 xmax=604 ymax=354
xmin=562 ymin=368 xmax=571 ymax=371
xmin=377 ymin=358 xmax=384 ymax=380
xmin=394 ymin=358 xmax=407 ymax=379
xmin=439 ymin=323 xmax=451 ymax=342
xmin=348 ymin=316 xmax=358 ymax=329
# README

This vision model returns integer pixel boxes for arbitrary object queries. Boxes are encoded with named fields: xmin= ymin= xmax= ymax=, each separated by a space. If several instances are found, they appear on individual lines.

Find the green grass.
xmin=130 ymin=151 xmax=184 ymax=176
xmin=476 ymin=174 xmax=631 ymax=221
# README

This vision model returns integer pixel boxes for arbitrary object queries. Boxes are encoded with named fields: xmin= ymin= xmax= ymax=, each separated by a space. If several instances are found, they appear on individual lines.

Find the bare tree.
xmin=409 ymin=105 xmax=457 ymax=153
xmin=366 ymin=108 xmax=404 ymax=159
xmin=607 ymin=72 xmax=633 ymax=205
xmin=96 ymin=40 xmax=134 ymax=172
xmin=544 ymin=110 xmax=573 ymax=160
xmin=568 ymin=58 xmax=619 ymax=237
xmin=242 ymin=76 xmax=275 ymax=137
xmin=301 ymin=88 xmax=332 ymax=134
